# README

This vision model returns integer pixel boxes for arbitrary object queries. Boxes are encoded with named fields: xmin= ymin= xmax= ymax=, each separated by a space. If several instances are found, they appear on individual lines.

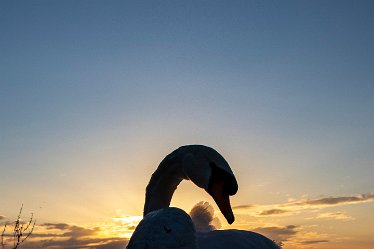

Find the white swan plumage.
xmin=127 ymin=145 xmax=280 ymax=249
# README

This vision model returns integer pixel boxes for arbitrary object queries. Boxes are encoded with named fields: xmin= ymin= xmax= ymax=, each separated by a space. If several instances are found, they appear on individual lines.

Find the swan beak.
xmin=209 ymin=180 xmax=235 ymax=224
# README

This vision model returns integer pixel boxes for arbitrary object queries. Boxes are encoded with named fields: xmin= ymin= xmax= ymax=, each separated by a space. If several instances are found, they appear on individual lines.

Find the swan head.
xmin=180 ymin=145 xmax=238 ymax=224
xmin=127 ymin=207 xmax=196 ymax=249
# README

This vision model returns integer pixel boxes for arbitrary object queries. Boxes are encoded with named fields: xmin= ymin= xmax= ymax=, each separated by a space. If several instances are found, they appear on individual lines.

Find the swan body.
xmin=127 ymin=208 xmax=196 ymax=249
xmin=197 ymin=230 xmax=280 ymax=249
xmin=128 ymin=145 xmax=279 ymax=249
xmin=127 ymin=207 xmax=280 ymax=249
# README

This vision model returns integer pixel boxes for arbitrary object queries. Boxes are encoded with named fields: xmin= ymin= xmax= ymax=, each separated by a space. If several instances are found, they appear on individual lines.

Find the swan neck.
xmin=144 ymin=154 xmax=187 ymax=215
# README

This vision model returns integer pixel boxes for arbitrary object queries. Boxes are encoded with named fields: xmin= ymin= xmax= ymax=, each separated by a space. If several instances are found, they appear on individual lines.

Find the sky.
xmin=1 ymin=0 xmax=373 ymax=248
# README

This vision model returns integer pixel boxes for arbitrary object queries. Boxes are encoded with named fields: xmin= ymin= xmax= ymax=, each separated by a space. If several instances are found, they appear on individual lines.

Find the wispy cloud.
xmin=299 ymin=239 xmax=329 ymax=245
xmin=3 ymin=221 xmax=128 ymax=249
xmin=43 ymin=222 xmax=71 ymax=230
xmin=233 ymin=192 xmax=374 ymax=217
xmin=230 ymin=193 xmax=373 ymax=247
xmin=293 ymin=193 xmax=374 ymax=207
xmin=315 ymin=212 xmax=354 ymax=221
xmin=253 ymin=225 xmax=299 ymax=242
xmin=38 ymin=237 xmax=126 ymax=249
xmin=95 ymin=240 xmax=126 ymax=249
xmin=258 ymin=209 xmax=290 ymax=216
xmin=278 ymin=227 xmax=333 ymax=248
xmin=232 ymin=204 xmax=254 ymax=210
xmin=37 ymin=222 xmax=100 ymax=239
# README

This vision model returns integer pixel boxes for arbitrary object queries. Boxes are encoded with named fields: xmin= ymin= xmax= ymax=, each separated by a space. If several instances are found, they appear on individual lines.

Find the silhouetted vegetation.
xmin=1 ymin=205 xmax=35 ymax=249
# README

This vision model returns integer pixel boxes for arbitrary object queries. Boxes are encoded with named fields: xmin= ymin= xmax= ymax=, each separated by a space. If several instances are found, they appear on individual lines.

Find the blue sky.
xmin=1 ymin=1 xmax=374 ymax=248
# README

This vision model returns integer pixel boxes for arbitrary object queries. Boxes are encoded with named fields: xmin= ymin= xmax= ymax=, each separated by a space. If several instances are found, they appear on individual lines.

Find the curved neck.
xmin=143 ymin=153 xmax=188 ymax=216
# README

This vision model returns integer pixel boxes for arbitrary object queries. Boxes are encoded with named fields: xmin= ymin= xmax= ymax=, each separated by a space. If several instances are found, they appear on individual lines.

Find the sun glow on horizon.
xmin=111 ymin=215 xmax=143 ymax=238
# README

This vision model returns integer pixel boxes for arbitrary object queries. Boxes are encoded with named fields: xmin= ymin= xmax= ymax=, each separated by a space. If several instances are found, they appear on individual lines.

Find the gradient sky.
xmin=1 ymin=1 xmax=373 ymax=249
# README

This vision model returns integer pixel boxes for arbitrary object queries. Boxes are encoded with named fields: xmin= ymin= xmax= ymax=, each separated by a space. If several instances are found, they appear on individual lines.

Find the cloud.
xmin=41 ymin=222 xmax=100 ymax=239
xmin=38 ymin=237 xmax=127 ymax=249
xmin=232 ymin=204 xmax=255 ymax=210
xmin=232 ymin=194 xmax=365 ymax=247
xmin=259 ymin=209 xmax=289 ymax=216
xmin=293 ymin=193 xmax=374 ymax=207
xmin=95 ymin=240 xmax=127 ymax=249
xmin=3 ymin=222 xmax=128 ymax=249
xmin=316 ymin=212 xmax=354 ymax=221
xmin=299 ymin=239 xmax=329 ymax=245
xmin=0 ymin=215 xmax=5 ymax=220
xmin=253 ymin=225 xmax=299 ymax=242
xmin=43 ymin=222 xmax=71 ymax=230
xmin=62 ymin=226 xmax=100 ymax=239
xmin=125 ymin=225 xmax=137 ymax=230
xmin=233 ymin=192 xmax=374 ymax=217
xmin=189 ymin=201 xmax=221 ymax=232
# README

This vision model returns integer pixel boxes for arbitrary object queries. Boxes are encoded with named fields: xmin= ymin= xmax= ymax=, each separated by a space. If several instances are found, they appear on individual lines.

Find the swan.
xmin=127 ymin=207 xmax=280 ymax=249
xmin=143 ymin=145 xmax=238 ymax=224
xmin=127 ymin=145 xmax=280 ymax=249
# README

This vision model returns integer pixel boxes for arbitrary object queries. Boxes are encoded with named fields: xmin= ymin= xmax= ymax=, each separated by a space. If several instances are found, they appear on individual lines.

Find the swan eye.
xmin=163 ymin=226 xmax=172 ymax=233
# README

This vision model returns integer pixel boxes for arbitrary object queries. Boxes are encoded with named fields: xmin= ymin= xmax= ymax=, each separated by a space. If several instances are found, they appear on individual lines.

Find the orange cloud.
xmin=232 ymin=204 xmax=255 ymax=210
xmin=253 ymin=225 xmax=299 ymax=242
xmin=316 ymin=212 xmax=354 ymax=221
xmin=299 ymin=239 xmax=329 ymax=245
xmin=258 ymin=209 xmax=290 ymax=216
xmin=292 ymin=193 xmax=374 ymax=207
xmin=18 ymin=222 xmax=127 ymax=249
xmin=233 ymin=192 xmax=374 ymax=217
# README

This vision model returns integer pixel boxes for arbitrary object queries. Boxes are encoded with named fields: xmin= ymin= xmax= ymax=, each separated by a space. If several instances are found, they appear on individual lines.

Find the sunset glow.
xmin=1 ymin=1 xmax=373 ymax=249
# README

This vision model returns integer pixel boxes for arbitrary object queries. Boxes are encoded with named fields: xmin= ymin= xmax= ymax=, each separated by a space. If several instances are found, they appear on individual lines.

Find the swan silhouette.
xmin=127 ymin=145 xmax=280 ymax=249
